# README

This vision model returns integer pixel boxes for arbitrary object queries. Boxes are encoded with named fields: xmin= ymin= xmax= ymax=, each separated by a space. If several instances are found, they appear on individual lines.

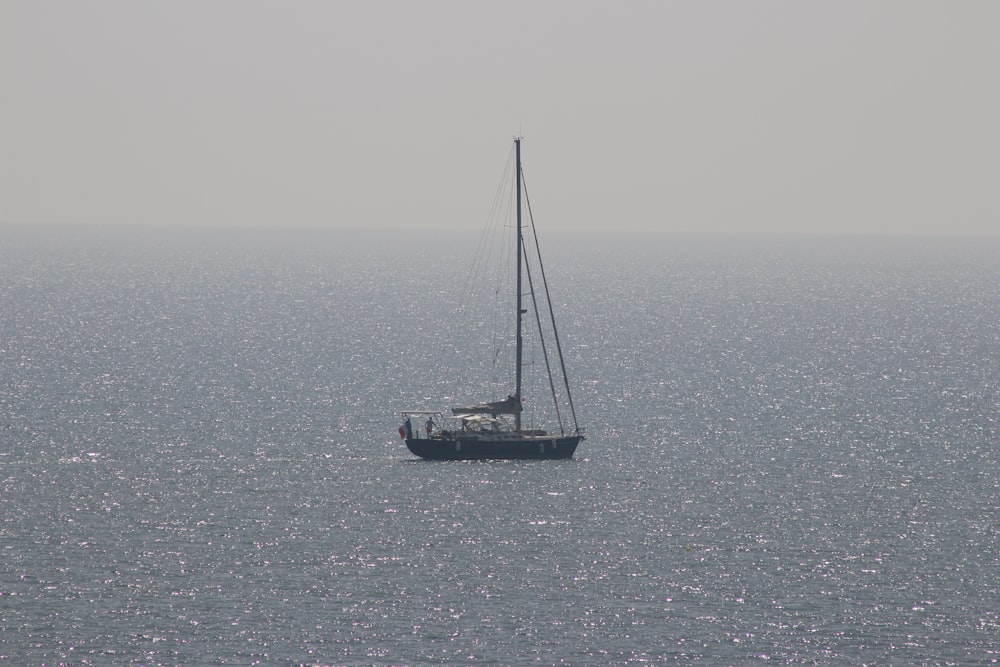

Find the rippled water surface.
xmin=2 ymin=226 xmax=998 ymax=665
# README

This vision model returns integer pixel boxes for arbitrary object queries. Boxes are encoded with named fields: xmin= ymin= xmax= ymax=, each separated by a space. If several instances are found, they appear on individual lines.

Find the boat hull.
xmin=405 ymin=435 xmax=582 ymax=461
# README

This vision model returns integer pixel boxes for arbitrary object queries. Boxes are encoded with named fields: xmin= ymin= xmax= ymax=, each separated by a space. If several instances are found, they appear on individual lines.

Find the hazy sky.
xmin=2 ymin=1 xmax=998 ymax=235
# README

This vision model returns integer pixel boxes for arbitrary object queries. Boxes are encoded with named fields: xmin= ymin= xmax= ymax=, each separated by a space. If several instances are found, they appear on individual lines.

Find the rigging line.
xmin=490 ymin=155 xmax=516 ymax=390
xmin=520 ymin=220 xmax=566 ymax=435
xmin=521 ymin=168 xmax=581 ymax=434
xmin=454 ymin=144 xmax=516 ymax=398
xmin=462 ymin=145 xmax=515 ymax=306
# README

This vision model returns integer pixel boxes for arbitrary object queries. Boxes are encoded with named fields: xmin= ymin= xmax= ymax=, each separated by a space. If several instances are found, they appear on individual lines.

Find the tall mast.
xmin=514 ymin=137 xmax=523 ymax=431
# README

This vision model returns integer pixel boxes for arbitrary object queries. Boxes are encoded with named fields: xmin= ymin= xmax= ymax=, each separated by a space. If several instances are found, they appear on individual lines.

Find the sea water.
xmin=1 ymin=225 xmax=998 ymax=665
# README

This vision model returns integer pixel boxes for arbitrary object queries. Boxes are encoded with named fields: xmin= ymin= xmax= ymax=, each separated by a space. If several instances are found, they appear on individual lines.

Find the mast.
xmin=514 ymin=137 xmax=523 ymax=431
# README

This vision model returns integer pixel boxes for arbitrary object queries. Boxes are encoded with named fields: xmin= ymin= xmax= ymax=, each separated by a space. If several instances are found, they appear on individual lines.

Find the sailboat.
xmin=399 ymin=138 xmax=585 ymax=460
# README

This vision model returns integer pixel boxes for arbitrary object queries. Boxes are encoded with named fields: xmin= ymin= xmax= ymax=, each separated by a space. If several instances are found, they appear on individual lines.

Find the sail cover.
xmin=452 ymin=396 xmax=522 ymax=416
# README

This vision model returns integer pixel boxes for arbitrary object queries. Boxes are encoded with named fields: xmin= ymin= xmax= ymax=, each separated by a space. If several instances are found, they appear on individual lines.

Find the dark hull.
xmin=405 ymin=435 xmax=582 ymax=461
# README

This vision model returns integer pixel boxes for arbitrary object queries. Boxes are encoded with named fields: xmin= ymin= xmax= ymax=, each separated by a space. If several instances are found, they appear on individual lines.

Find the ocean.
xmin=1 ymin=225 xmax=998 ymax=665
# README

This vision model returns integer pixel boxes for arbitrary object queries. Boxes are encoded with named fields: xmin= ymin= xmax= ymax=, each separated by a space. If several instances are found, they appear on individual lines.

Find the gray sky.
xmin=2 ymin=1 xmax=998 ymax=235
